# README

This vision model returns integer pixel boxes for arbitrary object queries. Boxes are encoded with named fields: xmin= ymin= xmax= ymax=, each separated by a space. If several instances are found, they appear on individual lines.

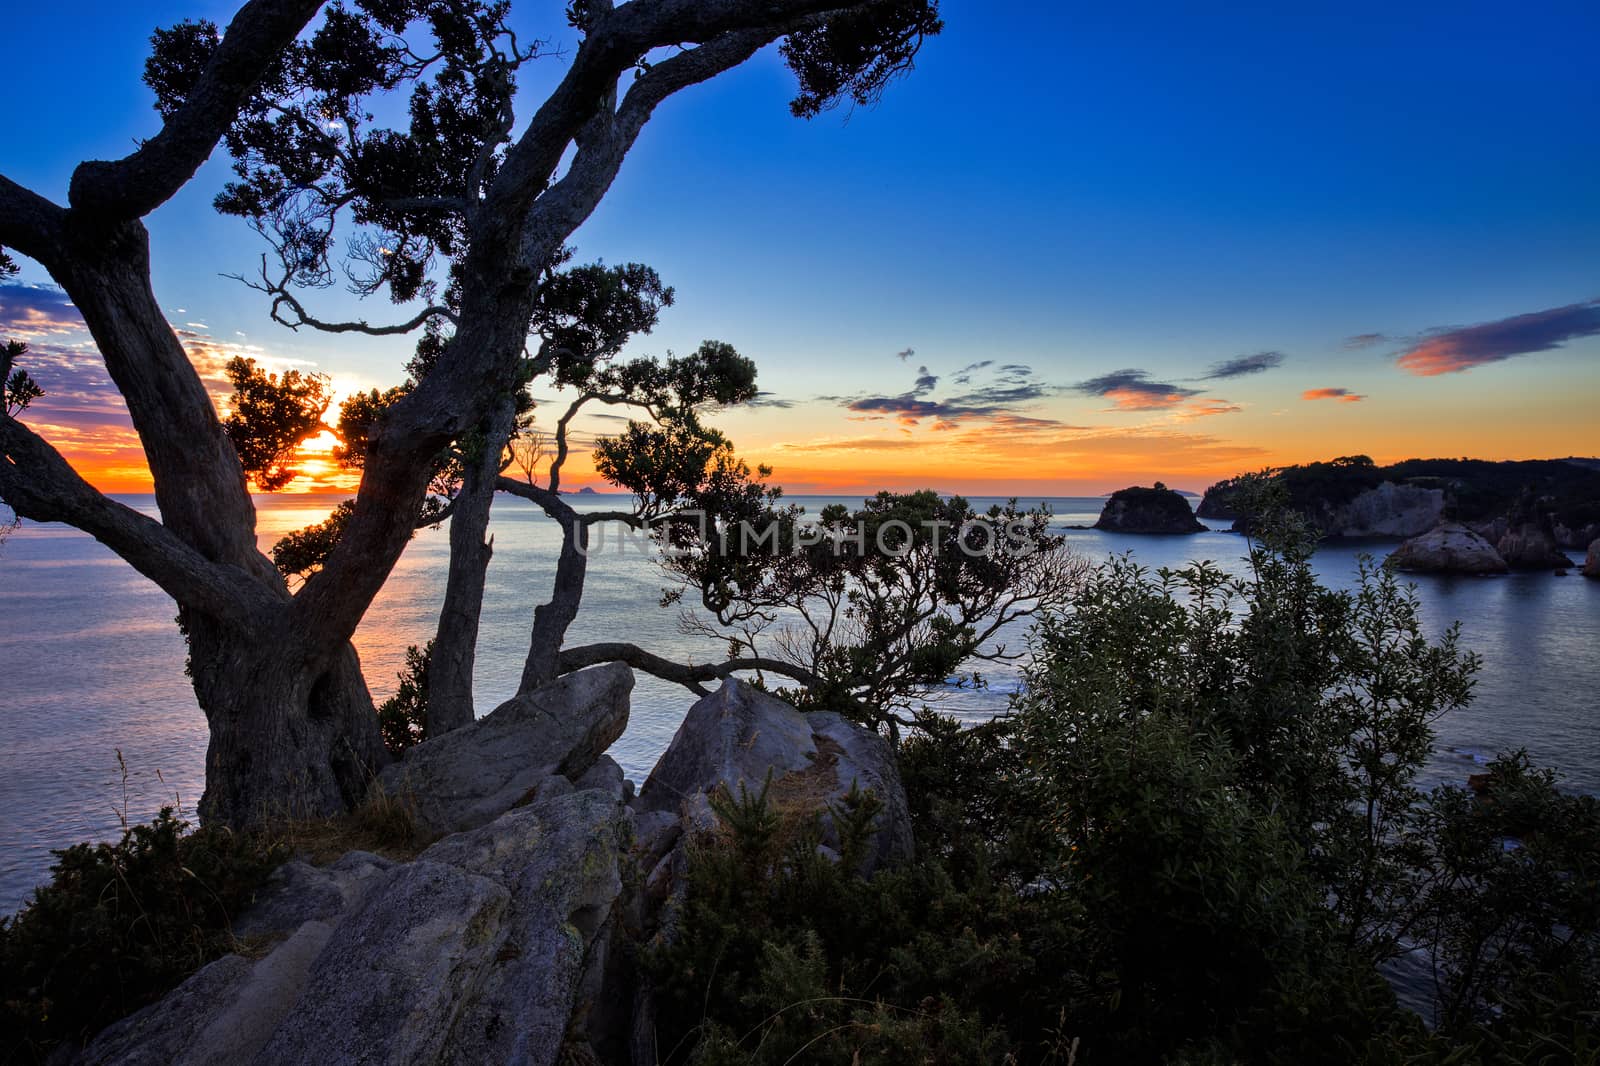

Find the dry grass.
xmin=269 ymin=783 xmax=435 ymax=866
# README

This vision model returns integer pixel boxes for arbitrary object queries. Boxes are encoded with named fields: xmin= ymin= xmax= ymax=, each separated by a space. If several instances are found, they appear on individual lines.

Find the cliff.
xmin=1200 ymin=457 xmax=1600 ymax=549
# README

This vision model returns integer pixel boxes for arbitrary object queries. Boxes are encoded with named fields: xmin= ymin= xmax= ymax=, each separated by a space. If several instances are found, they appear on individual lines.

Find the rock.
xmin=233 ymin=850 xmax=396 ymax=940
xmin=72 ymin=922 xmax=335 ymax=1066
xmin=1496 ymin=519 xmax=1575 ymax=571
xmin=377 ymin=662 xmax=632 ymax=835
xmin=1094 ymin=484 xmax=1204 ymax=534
xmin=1323 ymin=482 xmax=1446 ymax=538
xmin=72 ymin=790 xmax=630 ymax=1066
xmin=1586 ymin=538 xmax=1600 ymax=579
xmin=418 ymin=791 xmax=629 ymax=1065
xmin=1388 ymin=523 xmax=1509 ymax=574
xmin=637 ymin=679 xmax=913 ymax=874
xmin=571 ymin=753 xmax=628 ymax=804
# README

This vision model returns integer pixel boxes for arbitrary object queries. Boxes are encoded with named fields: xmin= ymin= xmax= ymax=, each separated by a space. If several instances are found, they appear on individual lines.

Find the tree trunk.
xmin=187 ymin=615 xmax=390 ymax=827
xmin=426 ymin=397 xmax=517 ymax=735
xmin=521 ymin=509 xmax=589 ymax=692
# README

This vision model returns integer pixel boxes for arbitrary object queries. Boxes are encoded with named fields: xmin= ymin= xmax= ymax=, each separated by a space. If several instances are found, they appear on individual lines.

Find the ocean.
xmin=2 ymin=493 xmax=1598 ymax=912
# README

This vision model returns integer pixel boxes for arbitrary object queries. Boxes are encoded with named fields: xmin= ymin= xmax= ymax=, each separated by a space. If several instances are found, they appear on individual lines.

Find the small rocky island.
xmin=1094 ymin=483 xmax=1205 ymax=534
xmin=1387 ymin=523 xmax=1509 ymax=575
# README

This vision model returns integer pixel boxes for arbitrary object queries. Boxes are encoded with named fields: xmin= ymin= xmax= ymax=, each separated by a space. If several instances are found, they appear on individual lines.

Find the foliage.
xmin=1414 ymin=751 xmax=1600 ymax=1040
xmin=656 ymin=490 xmax=1087 ymax=731
xmin=655 ymin=515 xmax=1596 ymax=1063
xmin=376 ymin=641 xmax=433 ymax=755
xmin=220 ymin=356 xmax=331 ymax=491
xmin=0 ymin=810 xmax=286 ymax=1062
xmin=781 ymin=0 xmax=946 ymax=119
xmin=1202 ymin=456 xmax=1600 ymax=531
xmin=3 ymin=340 xmax=43 ymax=418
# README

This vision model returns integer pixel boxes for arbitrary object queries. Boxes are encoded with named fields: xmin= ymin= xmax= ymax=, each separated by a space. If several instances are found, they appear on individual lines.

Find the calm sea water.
xmin=2 ymin=494 xmax=1597 ymax=912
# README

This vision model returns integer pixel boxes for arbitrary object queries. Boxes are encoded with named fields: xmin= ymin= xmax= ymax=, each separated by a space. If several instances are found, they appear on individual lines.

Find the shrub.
xmin=377 ymin=641 xmax=432 ymax=755
xmin=0 ymin=809 xmax=286 ymax=1062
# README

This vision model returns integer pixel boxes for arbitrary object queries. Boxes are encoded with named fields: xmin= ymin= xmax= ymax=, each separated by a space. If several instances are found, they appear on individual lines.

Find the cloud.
xmin=1302 ymin=387 xmax=1365 ymax=403
xmin=1344 ymin=333 xmax=1386 ymax=350
xmin=1072 ymin=369 xmax=1202 ymax=410
xmin=777 ymin=435 xmax=925 ymax=452
xmin=1177 ymin=398 xmax=1244 ymax=419
xmin=1395 ymin=299 xmax=1600 ymax=376
xmin=1199 ymin=350 xmax=1284 ymax=380
xmin=839 ymin=362 xmax=1061 ymax=427
xmin=742 ymin=390 xmax=795 ymax=409
xmin=895 ymin=347 xmax=915 ymax=362
xmin=0 ymin=283 xmax=83 ymax=338
xmin=950 ymin=359 xmax=993 ymax=385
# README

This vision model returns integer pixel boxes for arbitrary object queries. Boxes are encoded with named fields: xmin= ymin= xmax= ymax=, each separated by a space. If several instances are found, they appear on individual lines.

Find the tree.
xmin=220 ymin=357 xmax=330 ymax=491
xmin=566 ymin=489 xmax=1087 ymax=736
xmin=0 ymin=0 xmax=942 ymax=827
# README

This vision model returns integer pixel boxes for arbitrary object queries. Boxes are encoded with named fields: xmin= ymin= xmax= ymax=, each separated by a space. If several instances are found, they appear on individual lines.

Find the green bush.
xmin=653 ymin=516 xmax=1598 ymax=1063
xmin=0 ymin=809 xmax=286 ymax=1062
xmin=377 ymin=641 xmax=432 ymax=755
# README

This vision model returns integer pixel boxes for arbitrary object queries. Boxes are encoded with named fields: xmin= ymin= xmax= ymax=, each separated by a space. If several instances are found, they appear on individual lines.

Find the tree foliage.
xmin=653 ymin=519 xmax=1597 ymax=1063
xmin=220 ymin=356 xmax=331 ymax=491
xmin=651 ymin=490 xmax=1086 ymax=729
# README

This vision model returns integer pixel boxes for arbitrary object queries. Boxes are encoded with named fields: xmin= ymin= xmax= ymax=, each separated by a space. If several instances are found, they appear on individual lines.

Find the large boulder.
xmin=636 ymin=679 xmax=913 ymax=874
xmin=70 ymin=790 xmax=631 ymax=1066
xmin=1584 ymin=538 xmax=1600 ymax=580
xmin=1388 ymin=522 xmax=1508 ymax=574
xmin=1094 ymin=485 xmax=1204 ymax=534
xmin=377 ymin=662 xmax=632 ymax=835
xmin=1496 ymin=520 xmax=1575 ymax=571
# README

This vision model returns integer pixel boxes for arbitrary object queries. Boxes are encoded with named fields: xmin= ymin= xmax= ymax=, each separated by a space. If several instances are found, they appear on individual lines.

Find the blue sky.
xmin=3 ymin=0 xmax=1597 ymax=492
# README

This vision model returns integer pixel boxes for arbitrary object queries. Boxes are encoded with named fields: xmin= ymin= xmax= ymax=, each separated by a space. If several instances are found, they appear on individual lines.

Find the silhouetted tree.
xmin=0 ymin=0 xmax=942 ymax=827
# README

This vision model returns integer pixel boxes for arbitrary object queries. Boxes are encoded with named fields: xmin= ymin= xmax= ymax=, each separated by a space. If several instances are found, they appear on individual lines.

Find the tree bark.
xmin=521 ymin=505 xmax=590 ymax=693
xmin=426 ymin=396 xmax=518 ymax=734
xmin=187 ymin=618 xmax=389 ymax=825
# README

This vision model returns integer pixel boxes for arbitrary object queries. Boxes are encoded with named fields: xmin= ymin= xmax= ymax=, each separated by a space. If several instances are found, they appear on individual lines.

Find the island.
xmin=1094 ymin=483 xmax=1205 ymax=534
xmin=1199 ymin=456 xmax=1599 ymax=571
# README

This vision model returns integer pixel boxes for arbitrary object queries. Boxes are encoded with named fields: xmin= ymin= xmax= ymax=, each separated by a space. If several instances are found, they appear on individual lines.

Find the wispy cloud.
xmin=840 ymin=362 xmax=1060 ymax=427
xmin=1344 ymin=333 xmax=1386 ymax=350
xmin=1072 ymin=368 xmax=1202 ymax=410
xmin=1199 ymin=350 xmax=1284 ymax=380
xmin=895 ymin=346 xmax=915 ymax=362
xmin=1302 ymin=387 xmax=1365 ymax=403
xmin=743 ymin=390 xmax=795 ymax=409
xmin=0 ymin=283 xmax=83 ymax=338
xmin=1395 ymin=299 xmax=1600 ymax=375
xmin=950 ymin=359 xmax=993 ymax=386
xmin=1177 ymin=398 xmax=1244 ymax=419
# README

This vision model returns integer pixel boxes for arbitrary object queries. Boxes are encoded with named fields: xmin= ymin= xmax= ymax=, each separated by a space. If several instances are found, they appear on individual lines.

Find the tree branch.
xmin=68 ymin=0 xmax=327 ymax=219
xmin=0 ymin=175 xmax=69 ymax=270
xmin=557 ymin=641 xmax=824 ymax=697
xmin=0 ymin=415 xmax=279 ymax=623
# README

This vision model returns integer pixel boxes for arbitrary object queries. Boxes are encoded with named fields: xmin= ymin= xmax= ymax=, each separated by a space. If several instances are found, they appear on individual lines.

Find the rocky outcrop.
xmin=67 ymin=672 xmax=920 ymax=1066
xmin=1094 ymin=485 xmax=1204 ymax=534
xmin=1320 ymin=482 xmax=1445 ymax=538
xmin=1584 ymin=538 xmax=1600 ymax=579
xmin=1387 ymin=523 xmax=1508 ymax=575
xmin=636 ymin=679 xmax=914 ymax=875
xmin=376 ymin=662 xmax=632 ymax=835
xmin=1554 ymin=519 xmax=1600 ymax=552
xmin=71 ymin=788 xmax=630 ymax=1066
xmin=1496 ymin=517 xmax=1575 ymax=571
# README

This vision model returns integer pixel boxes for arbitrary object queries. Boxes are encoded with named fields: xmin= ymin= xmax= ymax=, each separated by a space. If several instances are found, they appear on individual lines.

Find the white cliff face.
xmin=1584 ymin=538 xmax=1600 ymax=580
xmin=1323 ymin=483 xmax=1446 ymax=538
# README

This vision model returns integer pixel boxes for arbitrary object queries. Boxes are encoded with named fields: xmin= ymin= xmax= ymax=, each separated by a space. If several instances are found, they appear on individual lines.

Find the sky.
xmin=2 ymin=0 xmax=1597 ymax=496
